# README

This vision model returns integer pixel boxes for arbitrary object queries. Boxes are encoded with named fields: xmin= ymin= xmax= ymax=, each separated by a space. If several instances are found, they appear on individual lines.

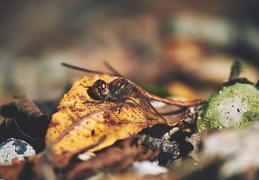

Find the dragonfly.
xmin=62 ymin=62 xmax=205 ymax=108
xmin=61 ymin=62 xmax=205 ymax=128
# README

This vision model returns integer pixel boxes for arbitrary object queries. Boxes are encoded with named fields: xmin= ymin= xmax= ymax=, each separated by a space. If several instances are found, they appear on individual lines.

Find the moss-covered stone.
xmin=199 ymin=83 xmax=259 ymax=130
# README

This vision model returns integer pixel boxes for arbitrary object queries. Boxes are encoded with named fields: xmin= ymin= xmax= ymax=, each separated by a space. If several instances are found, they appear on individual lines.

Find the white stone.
xmin=0 ymin=138 xmax=35 ymax=165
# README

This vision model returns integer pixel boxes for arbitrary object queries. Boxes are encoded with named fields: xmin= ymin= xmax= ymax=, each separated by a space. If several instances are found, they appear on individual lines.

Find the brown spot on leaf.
xmin=91 ymin=130 xmax=95 ymax=136
xmin=103 ymin=111 xmax=111 ymax=119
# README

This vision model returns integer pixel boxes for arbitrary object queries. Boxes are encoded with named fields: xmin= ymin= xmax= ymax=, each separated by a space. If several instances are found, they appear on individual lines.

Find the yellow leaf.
xmin=45 ymin=74 xmax=166 ymax=154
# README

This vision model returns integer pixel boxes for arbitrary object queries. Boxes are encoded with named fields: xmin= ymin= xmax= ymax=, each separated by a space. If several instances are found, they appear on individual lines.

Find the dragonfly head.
xmin=88 ymin=79 xmax=109 ymax=100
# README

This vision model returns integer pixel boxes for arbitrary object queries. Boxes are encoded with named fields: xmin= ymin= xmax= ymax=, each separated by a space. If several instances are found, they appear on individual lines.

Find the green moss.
xmin=199 ymin=83 xmax=259 ymax=130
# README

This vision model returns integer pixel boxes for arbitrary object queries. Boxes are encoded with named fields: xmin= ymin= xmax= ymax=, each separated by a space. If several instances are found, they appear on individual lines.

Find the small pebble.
xmin=132 ymin=161 xmax=168 ymax=176
xmin=0 ymin=138 xmax=35 ymax=165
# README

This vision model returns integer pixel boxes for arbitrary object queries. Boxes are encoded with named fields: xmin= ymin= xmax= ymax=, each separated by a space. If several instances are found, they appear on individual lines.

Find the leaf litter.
xmin=0 ymin=64 xmax=205 ymax=179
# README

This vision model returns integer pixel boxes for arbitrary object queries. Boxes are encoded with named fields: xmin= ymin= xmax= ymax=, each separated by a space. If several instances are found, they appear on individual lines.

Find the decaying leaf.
xmin=45 ymin=74 xmax=167 ymax=154
xmin=0 ymin=135 xmax=159 ymax=180
xmin=64 ymin=136 xmax=159 ymax=179
xmin=0 ymin=95 xmax=49 ymax=153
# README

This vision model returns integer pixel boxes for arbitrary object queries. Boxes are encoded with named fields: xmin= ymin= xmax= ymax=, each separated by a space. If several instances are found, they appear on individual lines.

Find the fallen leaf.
xmin=64 ymin=136 xmax=159 ymax=179
xmin=0 ymin=135 xmax=159 ymax=180
xmin=0 ymin=95 xmax=49 ymax=153
xmin=45 ymin=74 xmax=167 ymax=154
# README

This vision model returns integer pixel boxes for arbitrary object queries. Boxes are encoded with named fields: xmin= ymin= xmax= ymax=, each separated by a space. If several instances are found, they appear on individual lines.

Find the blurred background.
xmin=1 ymin=0 xmax=259 ymax=104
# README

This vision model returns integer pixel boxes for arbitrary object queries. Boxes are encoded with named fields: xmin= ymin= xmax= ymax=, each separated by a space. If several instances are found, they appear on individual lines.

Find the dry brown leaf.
xmin=0 ymin=136 xmax=159 ymax=180
xmin=0 ymin=95 xmax=49 ymax=153
xmin=64 ymin=136 xmax=159 ymax=179
xmin=45 ymin=74 xmax=167 ymax=154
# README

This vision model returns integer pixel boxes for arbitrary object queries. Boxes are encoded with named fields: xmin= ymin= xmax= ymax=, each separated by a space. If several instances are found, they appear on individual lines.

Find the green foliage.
xmin=137 ymin=82 xmax=170 ymax=97
xmin=229 ymin=60 xmax=243 ymax=79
